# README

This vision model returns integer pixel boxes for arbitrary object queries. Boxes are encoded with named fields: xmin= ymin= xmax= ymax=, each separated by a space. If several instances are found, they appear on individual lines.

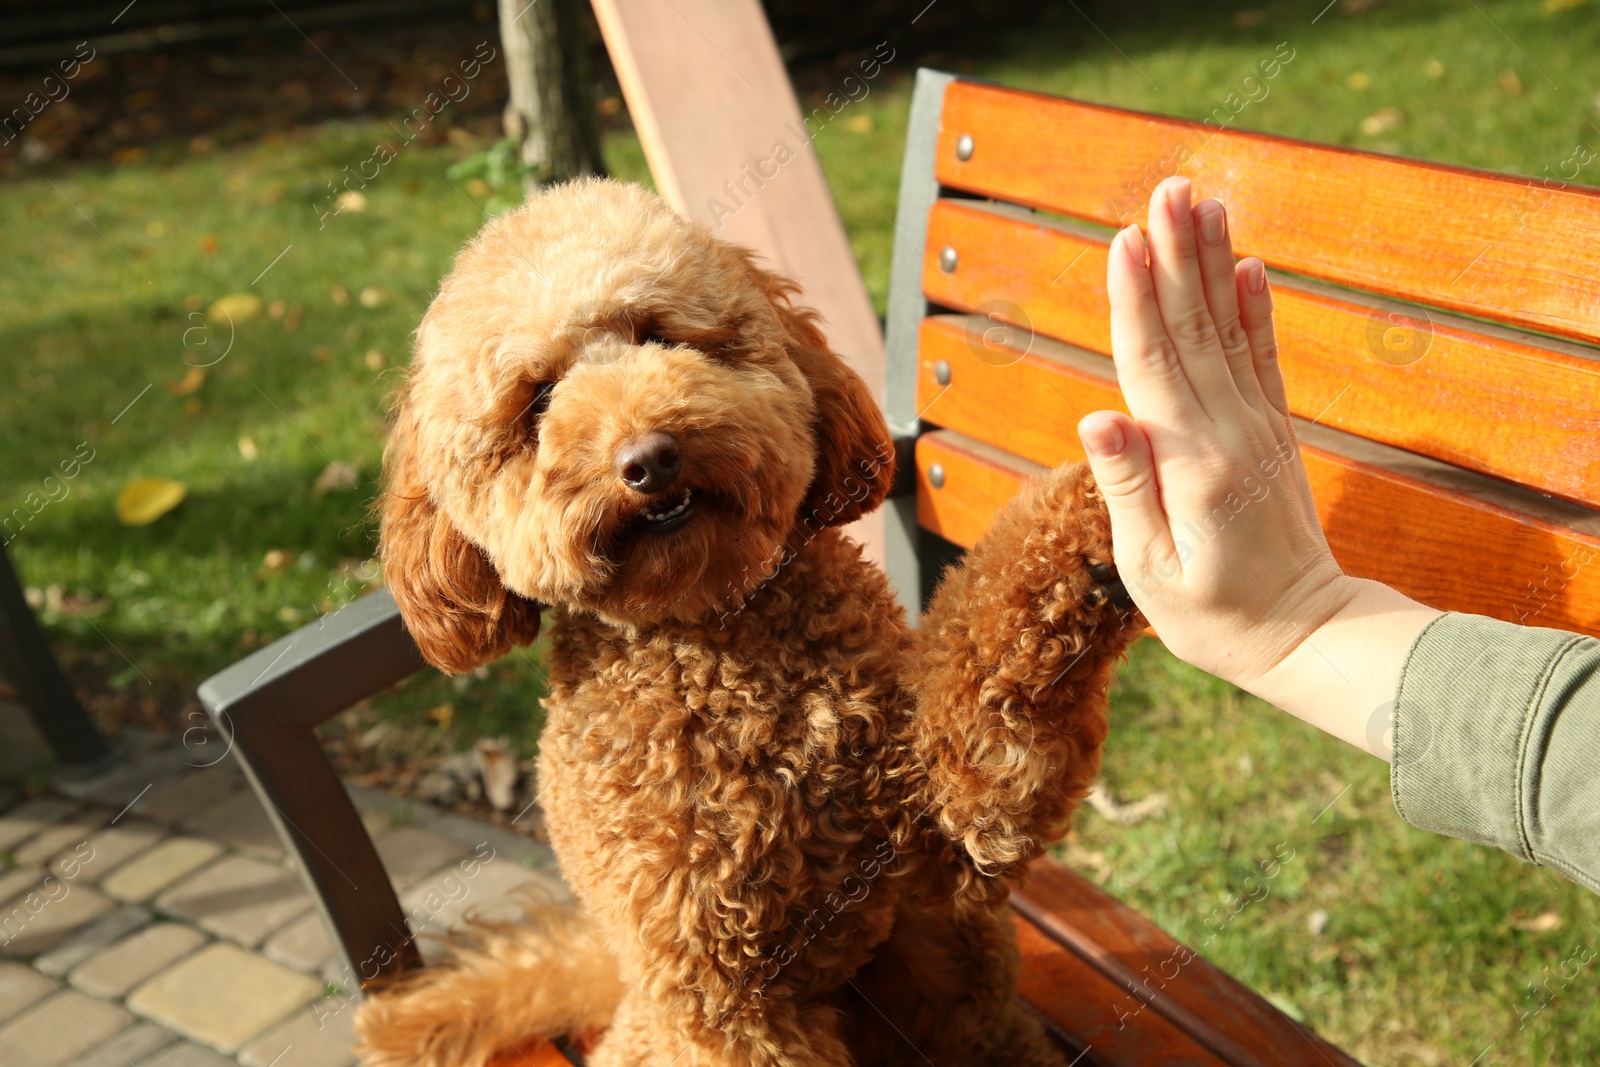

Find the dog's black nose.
xmin=615 ymin=432 xmax=681 ymax=492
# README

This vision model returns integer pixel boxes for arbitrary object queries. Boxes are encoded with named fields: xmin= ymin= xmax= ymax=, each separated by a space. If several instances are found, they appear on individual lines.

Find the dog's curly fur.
xmin=357 ymin=178 xmax=1143 ymax=1067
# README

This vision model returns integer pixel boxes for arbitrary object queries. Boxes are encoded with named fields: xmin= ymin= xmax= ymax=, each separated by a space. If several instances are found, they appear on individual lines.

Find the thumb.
xmin=1077 ymin=412 xmax=1173 ymax=565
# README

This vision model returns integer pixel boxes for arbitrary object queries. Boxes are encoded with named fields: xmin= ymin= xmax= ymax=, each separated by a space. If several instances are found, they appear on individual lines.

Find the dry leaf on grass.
xmin=208 ymin=292 xmax=262 ymax=323
xmin=1512 ymin=911 xmax=1562 ymax=933
xmin=166 ymin=366 xmax=205 ymax=396
xmin=474 ymin=737 xmax=520 ymax=811
xmin=312 ymin=460 xmax=360 ymax=496
xmin=116 ymin=477 xmax=186 ymax=525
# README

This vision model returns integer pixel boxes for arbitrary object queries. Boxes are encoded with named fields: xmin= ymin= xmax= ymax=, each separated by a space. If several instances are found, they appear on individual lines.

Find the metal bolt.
xmin=939 ymin=246 xmax=958 ymax=273
xmin=928 ymin=463 xmax=946 ymax=489
xmin=934 ymin=360 xmax=952 ymax=386
xmin=956 ymin=134 xmax=974 ymax=162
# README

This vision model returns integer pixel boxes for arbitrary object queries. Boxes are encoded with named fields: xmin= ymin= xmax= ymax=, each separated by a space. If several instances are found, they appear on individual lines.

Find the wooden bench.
xmin=199 ymin=70 xmax=1600 ymax=1066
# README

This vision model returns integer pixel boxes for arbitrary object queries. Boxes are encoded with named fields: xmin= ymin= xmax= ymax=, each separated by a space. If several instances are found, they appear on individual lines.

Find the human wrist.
xmin=1241 ymin=577 xmax=1442 ymax=755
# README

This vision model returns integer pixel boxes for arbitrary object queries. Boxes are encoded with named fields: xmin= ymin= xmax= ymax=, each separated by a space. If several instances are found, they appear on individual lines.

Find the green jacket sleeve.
xmin=1391 ymin=612 xmax=1600 ymax=895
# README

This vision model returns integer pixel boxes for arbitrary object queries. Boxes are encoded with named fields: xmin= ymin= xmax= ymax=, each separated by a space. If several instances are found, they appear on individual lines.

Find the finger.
xmin=1078 ymin=411 xmax=1176 ymax=579
xmin=1146 ymin=177 xmax=1245 ymax=416
xmin=1106 ymin=224 xmax=1205 ymax=427
xmin=1193 ymin=200 xmax=1268 ymax=414
xmin=1235 ymin=258 xmax=1290 ymax=418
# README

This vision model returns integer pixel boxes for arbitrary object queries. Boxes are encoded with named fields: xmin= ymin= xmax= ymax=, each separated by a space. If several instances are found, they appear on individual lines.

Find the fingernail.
xmin=1198 ymin=201 xmax=1227 ymax=246
xmin=1245 ymin=258 xmax=1267 ymax=293
xmin=1121 ymin=225 xmax=1147 ymax=266
xmin=1081 ymin=415 xmax=1126 ymax=458
xmin=1166 ymin=177 xmax=1192 ymax=222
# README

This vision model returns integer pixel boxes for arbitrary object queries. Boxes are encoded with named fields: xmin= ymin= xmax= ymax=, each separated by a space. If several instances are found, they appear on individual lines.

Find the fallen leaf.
xmin=596 ymin=96 xmax=622 ymax=118
xmin=331 ymin=285 xmax=350 ymax=306
xmin=183 ymin=295 xmax=203 ymax=312
xmin=428 ymin=703 xmax=455 ymax=728
xmin=199 ymin=235 xmax=219 ymax=255
xmin=189 ymin=135 xmax=214 ymax=155
xmin=112 ymin=146 xmax=147 ymax=165
xmin=146 ymin=220 xmax=165 ymax=238
xmin=166 ymin=366 xmax=206 ymax=396
xmin=312 ymin=346 xmax=334 ymax=363
xmin=116 ymin=477 xmax=187 ymax=525
xmin=262 ymin=548 xmax=291 ymax=572
xmin=238 ymin=434 xmax=258 ymax=460
xmin=1359 ymin=107 xmax=1405 ymax=135
xmin=1307 ymin=909 xmax=1330 ymax=936
xmin=267 ymin=300 xmax=286 ymax=320
xmin=209 ymin=292 xmax=262 ymax=323
xmin=365 ymin=348 xmax=387 ymax=370
xmin=1545 ymin=0 xmax=1588 ymax=11
xmin=283 ymin=304 xmax=303 ymax=332
xmin=183 ymin=397 xmax=202 ymax=415
xmin=1425 ymin=59 xmax=1445 ymax=78
xmin=1513 ymin=911 xmax=1562 ymax=932
xmin=312 ymin=460 xmax=360 ymax=496
xmin=465 ymin=178 xmax=494 ymax=198
xmin=359 ymin=285 xmax=388 ymax=308
xmin=844 ymin=113 xmax=874 ymax=133
xmin=1084 ymin=781 xmax=1168 ymax=825
xmin=336 ymin=190 xmax=368 ymax=213
xmin=474 ymin=738 xmax=520 ymax=811
xmin=1346 ymin=71 xmax=1371 ymax=90
xmin=1499 ymin=69 xmax=1524 ymax=96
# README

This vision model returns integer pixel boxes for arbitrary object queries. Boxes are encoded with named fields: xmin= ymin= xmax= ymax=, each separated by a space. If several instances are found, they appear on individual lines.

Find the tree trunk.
xmin=498 ymin=0 xmax=604 ymax=185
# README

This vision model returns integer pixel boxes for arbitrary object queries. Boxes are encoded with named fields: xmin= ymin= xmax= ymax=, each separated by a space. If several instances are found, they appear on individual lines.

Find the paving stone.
xmin=0 ymin=960 xmax=53 ymax=1024
xmin=402 ymin=852 xmax=563 ymax=946
xmin=31 ymin=905 xmax=152 ymax=977
xmin=237 ymin=998 xmax=358 ymax=1067
xmin=100 ymin=838 xmax=222 ymax=904
xmin=0 ymin=882 xmax=114 ymax=958
xmin=0 ymin=798 xmax=77 ymax=853
xmin=54 ymin=747 xmax=188 ymax=807
xmin=54 ymin=818 xmax=168 ymax=885
xmin=12 ymin=810 xmax=111 ymax=868
xmin=156 ymin=855 xmax=310 ymax=947
xmin=0 ymin=989 xmax=132 ymax=1067
xmin=60 ymin=1021 xmax=176 ymax=1067
xmin=0 ymin=865 xmax=44 ymax=905
xmin=345 ymin=785 xmax=556 ymax=870
xmin=69 ymin=922 xmax=207 ymax=999
xmin=139 ymin=765 xmax=243 ymax=826
xmin=261 ymin=911 xmax=333 ymax=974
xmin=181 ymin=788 xmax=282 ymax=858
xmin=127 ymin=941 xmax=322 ymax=1054
xmin=374 ymin=826 xmax=470 ymax=891
xmin=135 ymin=1041 xmax=235 ymax=1067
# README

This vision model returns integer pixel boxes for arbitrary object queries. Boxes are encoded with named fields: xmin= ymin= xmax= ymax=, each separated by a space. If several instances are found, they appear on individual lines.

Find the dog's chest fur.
xmin=536 ymin=530 xmax=930 ymax=1004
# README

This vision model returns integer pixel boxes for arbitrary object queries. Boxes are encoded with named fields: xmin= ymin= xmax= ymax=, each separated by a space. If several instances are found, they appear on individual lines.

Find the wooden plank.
xmin=933 ymin=79 xmax=1600 ymax=346
xmin=1012 ymin=912 xmax=1228 ymax=1066
xmin=921 ymin=198 xmax=1600 ymax=508
xmin=913 ymin=320 xmax=1600 ymax=638
xmin=1014 ymin=858 xmax=1363 ymax=1067
xmin=590 ymin=0 xmax=888 ymax=561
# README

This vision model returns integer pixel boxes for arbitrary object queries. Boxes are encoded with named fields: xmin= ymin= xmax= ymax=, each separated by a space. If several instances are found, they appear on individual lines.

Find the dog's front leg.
xmin=904 ymin=462 xmax=1144 ymax=899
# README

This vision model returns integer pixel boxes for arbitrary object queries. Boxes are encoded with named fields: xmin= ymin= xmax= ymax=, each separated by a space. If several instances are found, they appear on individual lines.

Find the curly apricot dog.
xmin=357 ymin=178 xmax=1142 ymax=1067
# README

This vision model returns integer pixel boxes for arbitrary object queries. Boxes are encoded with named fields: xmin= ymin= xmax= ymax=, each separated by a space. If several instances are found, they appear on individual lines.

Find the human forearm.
xmin=1240 ymin=576 xmax=1442 ymax=757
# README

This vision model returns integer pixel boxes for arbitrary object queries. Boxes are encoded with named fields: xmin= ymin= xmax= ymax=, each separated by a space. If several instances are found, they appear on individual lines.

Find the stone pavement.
xmin=0 ymin=718 xmax=566 ymax=1067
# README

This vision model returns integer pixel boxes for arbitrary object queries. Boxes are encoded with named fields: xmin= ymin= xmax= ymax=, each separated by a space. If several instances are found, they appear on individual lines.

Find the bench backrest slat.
xmin=935 ymin=80 xmax=1600 ymax=346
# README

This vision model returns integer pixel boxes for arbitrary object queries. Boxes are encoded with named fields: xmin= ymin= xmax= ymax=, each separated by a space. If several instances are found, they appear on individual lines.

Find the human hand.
xmin=1077 ymin=176 xmax=1359 ymax=693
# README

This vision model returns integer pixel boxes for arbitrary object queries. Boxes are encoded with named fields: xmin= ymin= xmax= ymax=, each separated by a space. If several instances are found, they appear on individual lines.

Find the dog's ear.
xmin=755 ymin=268 xmax=896 ymax=528
xmin=379 ymin=408 xmax=541 ymax=674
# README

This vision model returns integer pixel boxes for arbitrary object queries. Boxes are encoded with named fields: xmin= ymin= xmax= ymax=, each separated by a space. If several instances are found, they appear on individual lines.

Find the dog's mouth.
xmin=630 ymin=487 xmax=696 ymax=534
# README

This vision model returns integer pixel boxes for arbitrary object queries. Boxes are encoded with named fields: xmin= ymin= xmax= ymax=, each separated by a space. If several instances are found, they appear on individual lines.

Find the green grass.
xmin=3 ymin=0 xmax=1598 ymax=1062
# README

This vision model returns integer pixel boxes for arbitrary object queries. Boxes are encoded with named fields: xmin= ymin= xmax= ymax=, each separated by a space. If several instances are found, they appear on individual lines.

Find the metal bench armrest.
xmin=198 ymin=589 xmax=428 ymax=986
